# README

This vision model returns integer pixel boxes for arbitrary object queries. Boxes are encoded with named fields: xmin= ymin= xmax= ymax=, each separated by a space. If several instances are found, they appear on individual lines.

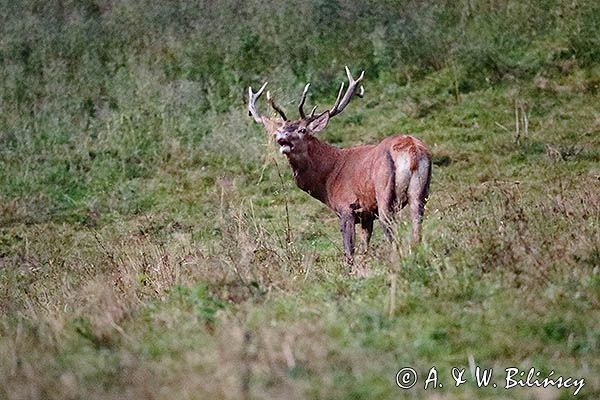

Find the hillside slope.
xmin=1 ymin=1 xmax=599 ymax=399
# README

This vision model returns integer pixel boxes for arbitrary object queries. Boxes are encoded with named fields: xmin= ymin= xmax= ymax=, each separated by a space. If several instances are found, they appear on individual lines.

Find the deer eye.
xmin=298 ymin=128 xmax=306 ymax=134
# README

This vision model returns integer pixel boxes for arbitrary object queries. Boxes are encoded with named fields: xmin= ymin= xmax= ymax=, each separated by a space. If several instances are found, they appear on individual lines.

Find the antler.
xmin=250 ymin=66 xmax=364 ymax=124
xmin=248 ymin=82 xmax=268 ymax=124
xmin=248 ymin=82 xmax=288 ymax=123
xmin=329 ymin=66 xmax=365 ymax=118
xmin=298 ymin=83 xmax=310 ymax=119
xmin=267 ymin=91 xmax=287 ymax=121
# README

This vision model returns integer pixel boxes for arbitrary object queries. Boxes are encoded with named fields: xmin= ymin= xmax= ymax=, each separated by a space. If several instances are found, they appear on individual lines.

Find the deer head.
xmin=248 ymin=66 xmax=365 ymax=157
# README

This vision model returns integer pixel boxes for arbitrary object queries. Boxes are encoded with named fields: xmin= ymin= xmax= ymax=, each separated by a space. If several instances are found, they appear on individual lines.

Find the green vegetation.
xmin=1 ymin=1 xmax=599 ymax=398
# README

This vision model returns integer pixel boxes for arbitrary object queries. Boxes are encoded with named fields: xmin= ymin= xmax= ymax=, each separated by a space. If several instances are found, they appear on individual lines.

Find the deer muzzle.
xmin=276 ymin=136 xmax=293 ymax=154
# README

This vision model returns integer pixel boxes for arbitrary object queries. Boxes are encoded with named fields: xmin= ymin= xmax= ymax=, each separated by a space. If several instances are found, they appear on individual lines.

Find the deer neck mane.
xmin=286 ymin=136 xmax=340 ymax=204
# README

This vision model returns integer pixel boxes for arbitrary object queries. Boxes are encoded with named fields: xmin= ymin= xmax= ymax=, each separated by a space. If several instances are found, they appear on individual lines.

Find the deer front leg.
xmin=339 ymin=214 xmax=356 ymax=265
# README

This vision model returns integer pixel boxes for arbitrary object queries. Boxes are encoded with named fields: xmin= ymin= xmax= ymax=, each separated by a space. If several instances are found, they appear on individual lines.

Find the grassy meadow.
xmin=1 ymin=1 xmax=599 ymax=399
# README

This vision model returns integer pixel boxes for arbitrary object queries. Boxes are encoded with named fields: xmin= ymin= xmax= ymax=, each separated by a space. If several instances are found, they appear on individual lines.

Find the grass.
xmin=1 ymin=1 xmax=600 ymax=399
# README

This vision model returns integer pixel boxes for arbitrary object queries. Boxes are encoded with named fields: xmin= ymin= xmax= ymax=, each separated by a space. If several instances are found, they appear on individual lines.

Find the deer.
xmin=248 ymin=67 xmax=431 ymax=270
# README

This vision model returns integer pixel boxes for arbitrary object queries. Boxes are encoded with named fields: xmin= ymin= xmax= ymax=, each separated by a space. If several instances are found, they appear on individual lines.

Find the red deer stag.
xmin=248 ymin=67 xmax=431 ymax=267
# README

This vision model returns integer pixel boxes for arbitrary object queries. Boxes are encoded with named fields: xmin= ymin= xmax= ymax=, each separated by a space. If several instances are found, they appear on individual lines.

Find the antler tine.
xmin=346 ymin=65 xmax=365 ymax=82
xmin=329 ymin=66 xmax=365 ymax=118
xmin=310 ymin=106 xmax=318 ymax=118
xmin=330 ymin=82 xmax=345 ymax=114
xmin=248 ymin=82 xmax=268 ymax=124
xmin=357 ymin=85 xmax=365 ymax=98
xmin=298 ymin=83 xmax=311 ymax=119
xmin=267 ymin=90 xmax=287 ymax=121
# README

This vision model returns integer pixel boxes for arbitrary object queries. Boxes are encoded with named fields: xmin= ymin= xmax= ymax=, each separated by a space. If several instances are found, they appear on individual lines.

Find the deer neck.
xmin=286 ymin=137 xmax=340 ymax=205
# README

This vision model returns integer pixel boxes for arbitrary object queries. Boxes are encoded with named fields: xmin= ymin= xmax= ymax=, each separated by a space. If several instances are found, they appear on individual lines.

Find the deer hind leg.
xmin=375 ymin=152 xmax=398 ymax=242
xmin=409 ymin=196 xmax=424 ymax=244
xmin=408 ymin=158 xmax=431 ymax=244
xmin=359 ymin=216 xmax=374 ymax=254
xmin=376 ymin=183 xmax=398 ymax=243
xmin=379 ymin=212 xmax=394 ymax=242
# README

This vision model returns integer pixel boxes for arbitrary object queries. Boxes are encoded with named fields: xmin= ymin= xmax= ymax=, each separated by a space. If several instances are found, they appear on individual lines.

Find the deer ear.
xmin=262 ymin=117 xmax=284 ymax=135
xmin=308 ymin=112 xmax=329 ymax=133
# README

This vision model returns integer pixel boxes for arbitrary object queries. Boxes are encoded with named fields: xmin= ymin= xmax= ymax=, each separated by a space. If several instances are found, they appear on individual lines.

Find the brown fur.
xmin=286 ymin=134 xmax=430 ymax=216
xmin=281 ymin=130 xmax=431 ymax=266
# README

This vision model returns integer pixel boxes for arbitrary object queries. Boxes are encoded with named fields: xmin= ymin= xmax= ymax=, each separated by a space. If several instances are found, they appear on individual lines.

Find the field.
xmin=1 ymin=1 xmax=599 ymax=399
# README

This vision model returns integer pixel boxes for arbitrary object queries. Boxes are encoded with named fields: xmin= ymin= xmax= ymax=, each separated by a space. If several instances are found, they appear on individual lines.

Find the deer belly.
xmin=348 ymin=191 xmax=377 ymax=216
